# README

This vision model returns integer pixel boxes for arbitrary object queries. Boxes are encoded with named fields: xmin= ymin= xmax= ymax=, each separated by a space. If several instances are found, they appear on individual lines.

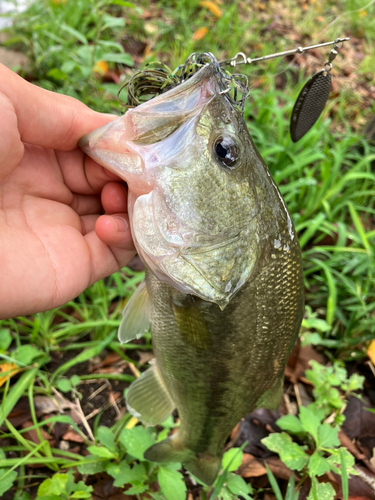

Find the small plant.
xmin=200 ymin=446 xmax=254 ymax=500
xmin=36 ymin=470 xmax=93 ymax=499
xmin=262 ymin=361 xmax=364 ymax=499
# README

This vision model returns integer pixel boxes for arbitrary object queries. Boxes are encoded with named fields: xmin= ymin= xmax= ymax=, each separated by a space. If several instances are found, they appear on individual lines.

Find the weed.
xmin=262 ymin=361 xmax=364 ymax=499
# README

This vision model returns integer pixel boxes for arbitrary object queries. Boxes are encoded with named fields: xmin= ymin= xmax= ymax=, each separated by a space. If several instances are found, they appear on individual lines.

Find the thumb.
xmin=0 ymin=63 xmax=117 ymax=152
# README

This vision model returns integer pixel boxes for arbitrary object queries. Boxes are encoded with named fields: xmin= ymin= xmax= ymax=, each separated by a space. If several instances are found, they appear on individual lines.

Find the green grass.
xmin=1 ymin=0 xmax=375 ymax=498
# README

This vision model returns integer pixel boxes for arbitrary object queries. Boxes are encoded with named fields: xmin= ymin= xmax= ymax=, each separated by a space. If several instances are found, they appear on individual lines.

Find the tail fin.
xmin=144 ymin=436 xmax=222 ymax=486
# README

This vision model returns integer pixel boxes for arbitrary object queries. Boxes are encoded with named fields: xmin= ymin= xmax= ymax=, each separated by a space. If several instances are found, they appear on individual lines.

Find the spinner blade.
xmin=290 ymin=70 xmax=332 ymax=143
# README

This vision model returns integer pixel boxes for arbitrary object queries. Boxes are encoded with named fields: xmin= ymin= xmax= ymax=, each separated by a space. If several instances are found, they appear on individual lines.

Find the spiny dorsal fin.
xmin=118 ymin=280 xmax=150 ymax=344
xmin=126 ymin=360 xmax=175 ymax=426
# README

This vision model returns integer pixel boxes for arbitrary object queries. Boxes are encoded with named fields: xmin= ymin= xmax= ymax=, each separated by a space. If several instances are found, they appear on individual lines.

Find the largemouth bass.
xmin=80 ymin=62 xmax=304 ymax=485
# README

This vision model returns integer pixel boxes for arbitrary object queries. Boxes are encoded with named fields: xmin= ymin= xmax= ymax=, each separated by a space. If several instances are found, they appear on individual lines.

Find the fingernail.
xmin=110 ymin=216 xmax=128 ymax=232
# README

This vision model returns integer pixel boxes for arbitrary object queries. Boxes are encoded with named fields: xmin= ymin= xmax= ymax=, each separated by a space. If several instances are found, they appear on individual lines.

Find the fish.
xmin=79 ymin=61 xmax=304 ymax=486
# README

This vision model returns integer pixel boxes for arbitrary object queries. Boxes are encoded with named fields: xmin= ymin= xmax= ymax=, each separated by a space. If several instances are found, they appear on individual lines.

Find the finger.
xmin=57 ymin=149 xmax=122 ymax=195
xmin=80 ymin=214 xmax=100 ymax=235
xmin=85 ymin=222 xmax=136 ymax=282
xmin=0 ymin=63 xmax=116 ymax=151
xmin=0 ymin=92 xmax=24 ymax=178
xmin=70 ymin=193 xmax=102 ymax=216
xmin=101 ymin=182 xmax=128 ymax=214
xmin=95 ymin=213 xmax=133 ymax=248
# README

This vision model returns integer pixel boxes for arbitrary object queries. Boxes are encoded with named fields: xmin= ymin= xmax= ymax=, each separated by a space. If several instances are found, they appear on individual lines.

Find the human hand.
xmin=0 ymin=64 xmax=135 ymax=319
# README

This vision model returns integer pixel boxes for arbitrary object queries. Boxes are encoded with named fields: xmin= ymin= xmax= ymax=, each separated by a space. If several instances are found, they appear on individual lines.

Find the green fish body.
xmin=80 ymin=62 xmax=304 ymax=485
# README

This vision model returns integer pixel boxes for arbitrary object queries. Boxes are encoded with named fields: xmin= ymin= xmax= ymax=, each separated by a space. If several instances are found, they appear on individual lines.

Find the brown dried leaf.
xmin=239 ymin=453 xmax=267 ymax=478
xmin=192 ymin=27 xmax=208 ymax=41
xmin=199 ymin=0 xmax=222 ymax=18
xmin=22 ymin=420 xmax=55 ymax=447
xmin=0 ymin=362 xmax=21 ymax=387
xmin=266 ymin=456 xmax=293 ymax=481
xmin=62 ymin=430 xmax=85 ymax=443
xmin=137 ymin=351 xmax=154 ymax=366
xmin=285 ymin=345 xmax=324 ymax=384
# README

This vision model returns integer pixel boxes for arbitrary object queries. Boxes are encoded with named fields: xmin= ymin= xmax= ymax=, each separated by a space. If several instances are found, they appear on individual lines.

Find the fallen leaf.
xmin=0 ymin=362 xmax=21 ymax=387
xmin=371 ymin=448 xmax=375 ymax=469
xmin=101 ymin=353 xmax=122 ymax=367
xmin=367 ymin=340 xmax=375 ymax=365
xmin=339 ymin=431 xmax=367 ymax=462
xmin=240 ymin=453 xmax=267 ymax=478
xmin=62 ymin=430 xmax=85 ymax=443
xmin=22 ymin=420 xmax=55 ymax=447
xmin=137 ymin=351 xmax=154 ymax=366
xmin=199 ymin=0 xmax=222 ymax=18
xmin=93 ymin=60 xmax=109 ymax=75
xmin=192 ymin=27 xmax=208 ymax=41
xmin=266 ymin=456 xmax=293 ymax=481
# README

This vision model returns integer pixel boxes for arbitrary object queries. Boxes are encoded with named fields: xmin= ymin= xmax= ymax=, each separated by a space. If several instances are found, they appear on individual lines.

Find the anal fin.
xmin=126 ymin=361 xmax=175 ymax=426
xmin=118 ymin=279 xmax=150 ymax=344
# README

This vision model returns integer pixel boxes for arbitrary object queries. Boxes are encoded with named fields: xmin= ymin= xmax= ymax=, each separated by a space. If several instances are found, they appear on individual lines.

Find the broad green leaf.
xmin=70 ymin=375 xmax=81 ymax=387
xmin=120 ymin=426 xmax=155 ymax=461
xmin=37 ymin=496 xmax=61 ymax=500
xmin=326 ymin=448 xmax=357 ymax=476
xmin=0 ymin=329 xmax=12 ymax=351
xmin=125 ymin=482 xmax=149 ymax=495
xmin=299 ymin=406 xmax=321 ymax=442
xmin=308 ymin=452 xmax=331 ymax=477
xmin=71 ymin=493 xmax=92 ymax=499
xmin=218 ymin=486 xmax=238 ymax=500
xmin=57 ymin=378 xmax=71 ymax=393
xmin=87 ymin=445 xmax=116 ymax=459
xmin=226 ymin=473 xmax=253 ymax=496
xmin=37 ymin=474 xmax=68 ymax=496
xmin=222 ymin=447 xmax=243 ymax=471
xmin=77 ymin=458 xmax=107 ymax=475
xmin=158 ymin=467 xmax=187 ymax=500
xmin=316 ymin=424 xmax=340 ymax=449
xmin=12 ymin=345 xmax=42 ymax=365
xmin=70 ymin=480 xmax=93 ymax=496
xmin=0 ymin=470 xmax=18 ymax=496
xmin=61 ymin=61 xmax=76 ymax=74
xmin=106 ymin=460 xmax=131 ymax=487
xmin=307 ymin=476 xmax=335 ymax=500
xmin=97 ymin=426 xmax=117 ymax=453
xmin=102 ymin=52 xmax=134 ymax=66
xmin=262 ymin=433 xmax=309 ymax=471
xmin=277 ymin=415 xmax=304 ymax=434
xmin=14 ymin=491 xmax=31 ymax=500
xmin=125 ymin=463 xmax=146 ymax=483
xmin=102 ymin=14 xmax=126 ymax=28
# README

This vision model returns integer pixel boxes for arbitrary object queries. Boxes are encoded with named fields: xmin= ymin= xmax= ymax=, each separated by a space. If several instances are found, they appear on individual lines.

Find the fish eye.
xmin=213 ymin=136 xmax=239 ymax=168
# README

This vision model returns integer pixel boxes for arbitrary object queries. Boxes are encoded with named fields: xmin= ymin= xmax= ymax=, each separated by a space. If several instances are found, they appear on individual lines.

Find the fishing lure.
xmin=119 ymin=37 xmax=349 ymax=142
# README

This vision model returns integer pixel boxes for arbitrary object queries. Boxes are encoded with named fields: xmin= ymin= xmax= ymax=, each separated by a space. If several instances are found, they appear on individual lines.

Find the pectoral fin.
xmin=126 ymin=360 xmax=175 ymax=426
xmin=118 ymin=280 xmax=150 ymax=344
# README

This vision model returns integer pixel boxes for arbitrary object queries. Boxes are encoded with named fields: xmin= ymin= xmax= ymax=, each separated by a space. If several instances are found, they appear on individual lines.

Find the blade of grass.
xmin=0 ymin=366 xmax=39 ymax=428
xmin=340 ymin=448 xmax=349 ymax=500
xmin=348 ymin=202 xmax=372 ymax=256
xmin=265 ymin=463 xmax=283 ymax=500
xmin=50 ymin=331 xmax=116 ymax=383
